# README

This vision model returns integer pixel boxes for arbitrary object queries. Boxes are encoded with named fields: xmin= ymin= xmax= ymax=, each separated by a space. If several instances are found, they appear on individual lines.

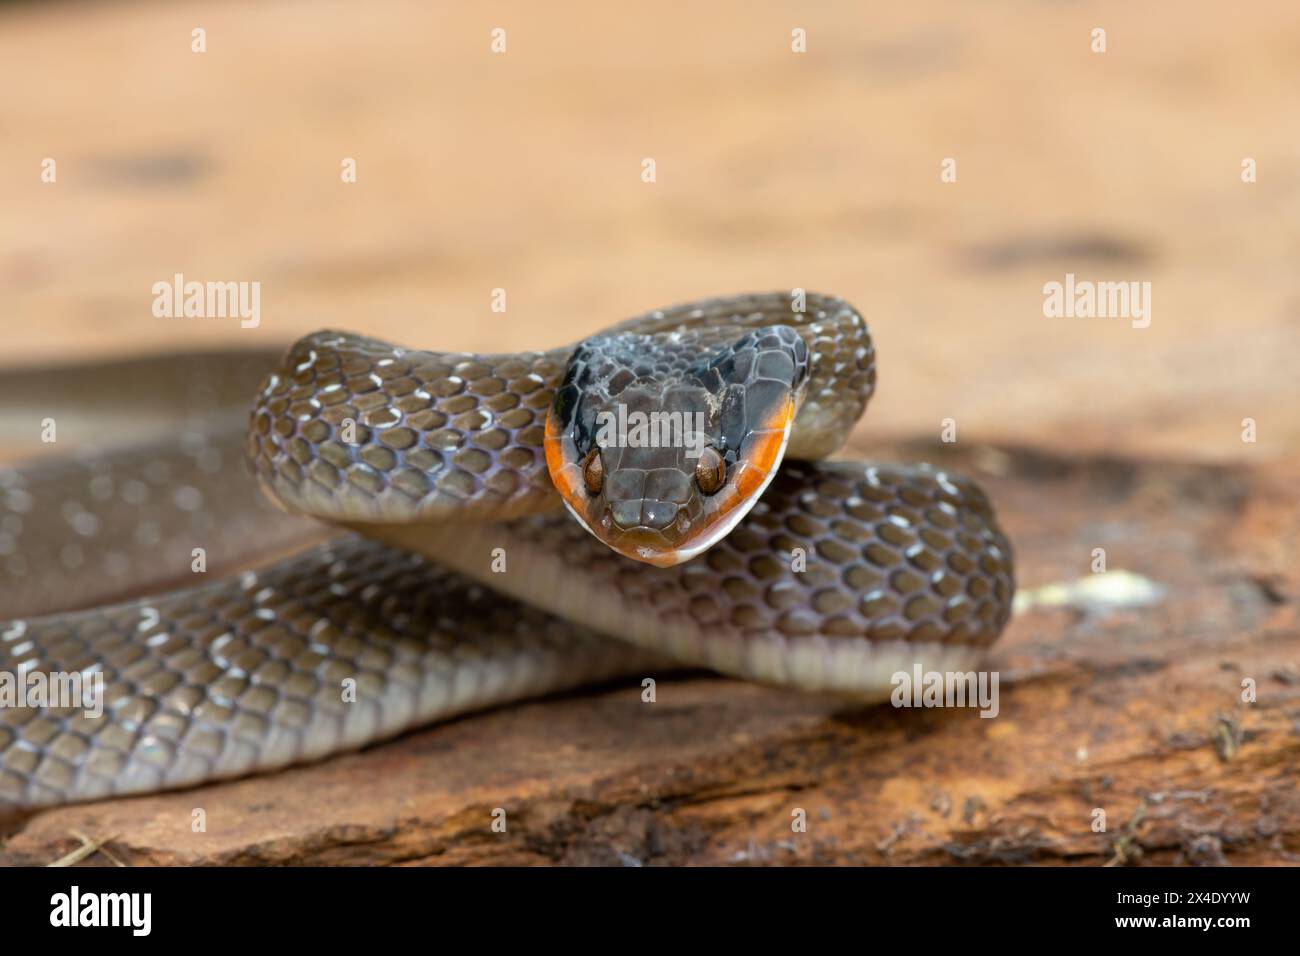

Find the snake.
xmin=0 ymin=292 xmax=1014 ymax=816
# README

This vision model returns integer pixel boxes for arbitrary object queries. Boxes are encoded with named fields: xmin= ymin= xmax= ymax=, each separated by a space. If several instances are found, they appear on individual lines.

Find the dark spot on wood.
xmin=1087 ymin=658 xmax=1168 ymax=680
xmin=961 ymin=794 xmax=986 ymax=825
xmin=1212 ymin=712 xmax=1244 ymax=761
xmin=962 ymin=233 xmax=1149 ymax=271
xmin=1179 ymin=833 xmax=1228 ymax=866
xmin=1250 ymin=575 xmax=1288 ymax=605
xmin=89 ymin=150 xmax=211 ymax=187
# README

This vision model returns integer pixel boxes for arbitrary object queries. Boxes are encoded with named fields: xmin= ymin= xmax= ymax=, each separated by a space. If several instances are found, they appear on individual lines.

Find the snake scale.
xmin=0 ymin=292 xmax=1013 ymax=814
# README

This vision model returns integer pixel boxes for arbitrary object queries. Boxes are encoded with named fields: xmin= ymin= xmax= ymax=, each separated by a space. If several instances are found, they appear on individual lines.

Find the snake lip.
xmin=634 ymin=545 xmax=691 ymax=568
xmin=558 ymin=501 xmax=693 ymax=567
xmin=555 ymin=499 xmax=698 ymax=567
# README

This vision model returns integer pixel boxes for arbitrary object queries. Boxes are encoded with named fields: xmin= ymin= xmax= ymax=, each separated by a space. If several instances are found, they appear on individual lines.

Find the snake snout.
xmin=605 ymin=467 xmax=692 ymax=531
xmin=609 ymin=497 xmax=680 ymax=531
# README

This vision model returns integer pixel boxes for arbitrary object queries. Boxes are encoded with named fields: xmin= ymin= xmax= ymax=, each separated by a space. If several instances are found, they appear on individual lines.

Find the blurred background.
xmin=2 ymin=0 xmax=1297 ymax=463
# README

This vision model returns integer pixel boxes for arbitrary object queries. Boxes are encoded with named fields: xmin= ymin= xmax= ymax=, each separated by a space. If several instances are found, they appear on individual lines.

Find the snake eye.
xmin=695 ymin=447 xmax=726 ymax=495
xmin=581 ymin=448 xmax=604 ymax=495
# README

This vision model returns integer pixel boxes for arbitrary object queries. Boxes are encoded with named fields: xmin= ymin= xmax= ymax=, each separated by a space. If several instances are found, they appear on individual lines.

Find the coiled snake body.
xmin=0 ymin=293 xmax=1013 ymax=814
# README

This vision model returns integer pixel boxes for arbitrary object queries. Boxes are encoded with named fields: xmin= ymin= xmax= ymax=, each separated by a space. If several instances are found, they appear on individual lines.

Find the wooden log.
xmin=4 ymin=441 xmax=1296 ymax=865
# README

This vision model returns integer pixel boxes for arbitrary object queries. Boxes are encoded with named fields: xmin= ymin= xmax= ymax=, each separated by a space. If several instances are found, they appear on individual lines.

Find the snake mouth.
xmin=545 ymin=396 xmax=795 ymax=566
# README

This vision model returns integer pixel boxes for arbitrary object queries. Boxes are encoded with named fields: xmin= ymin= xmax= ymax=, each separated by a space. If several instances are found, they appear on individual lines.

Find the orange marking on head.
xmin=661 ymin=394 xmax=795 ymax=559
xmin=544 ymin=410 xmax=583 ymax=505
xmin=733 ymin=396 xmax=794 ymax=500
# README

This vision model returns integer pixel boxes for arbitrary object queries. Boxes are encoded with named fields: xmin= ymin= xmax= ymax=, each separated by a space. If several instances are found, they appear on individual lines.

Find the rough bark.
xmin=4 ymin=441 xmax=1297 ymax=866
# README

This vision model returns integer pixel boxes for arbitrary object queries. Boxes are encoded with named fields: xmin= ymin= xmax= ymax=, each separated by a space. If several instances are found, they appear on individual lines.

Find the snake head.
xmin=545 ymin=326 xmax=807 ymax=566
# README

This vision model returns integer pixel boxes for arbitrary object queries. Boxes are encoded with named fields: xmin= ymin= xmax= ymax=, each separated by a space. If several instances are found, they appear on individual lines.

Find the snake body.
xmin=0 ymin=293 xmax=1013 ymax=814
